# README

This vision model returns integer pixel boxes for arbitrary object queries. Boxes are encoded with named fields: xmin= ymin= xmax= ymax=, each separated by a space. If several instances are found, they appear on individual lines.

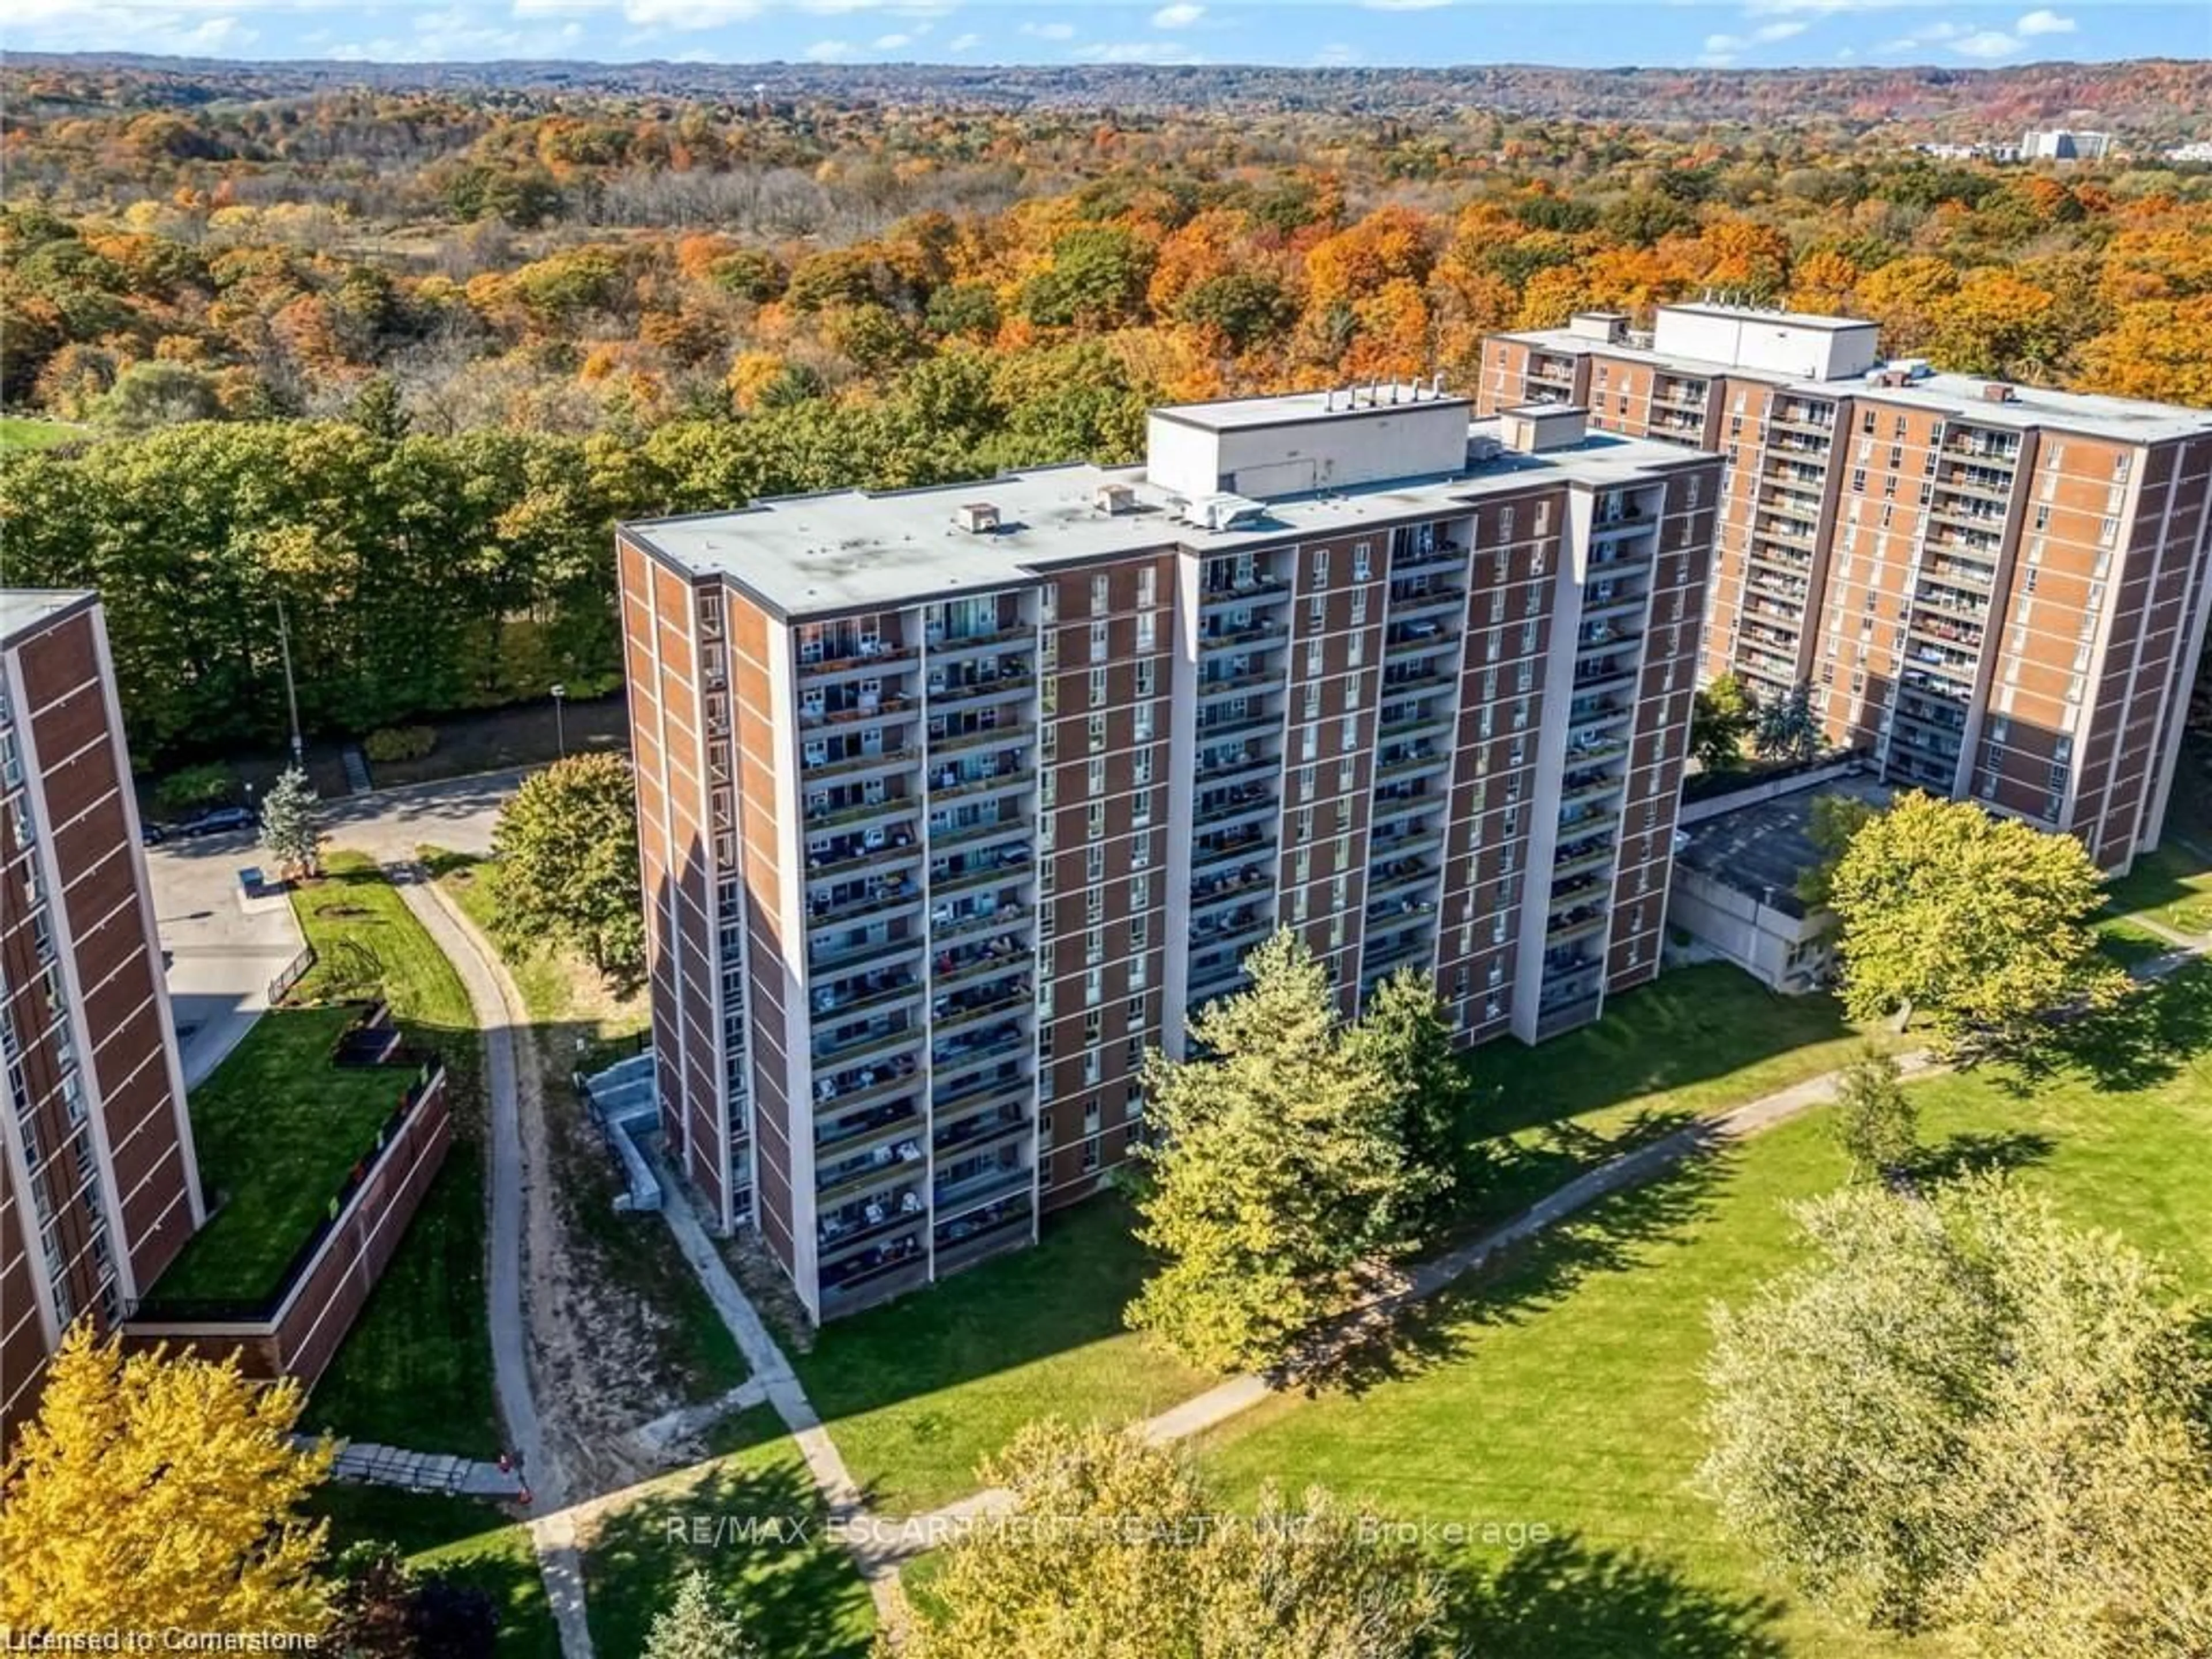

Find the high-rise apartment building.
xmin=1479 ymin=302 xmax=2212 ymax=870
xmin=1 ymin=592 xmax=202 ymax=1440
xmin=618 ymin=389 xmax=1721 ymax=1319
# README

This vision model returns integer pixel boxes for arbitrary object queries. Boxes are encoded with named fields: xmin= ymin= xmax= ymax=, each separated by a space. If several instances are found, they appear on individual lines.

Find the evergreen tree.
xmin=1127 ymin=931 xmax=1408 ymax=1371
xmin=643 ymin=1570 xmax=757 ymax=1659
xmin=259 ymin=763 xmax=322 ymax=880
xmin=1347 ymin=967 xmax=1472 ymax=1241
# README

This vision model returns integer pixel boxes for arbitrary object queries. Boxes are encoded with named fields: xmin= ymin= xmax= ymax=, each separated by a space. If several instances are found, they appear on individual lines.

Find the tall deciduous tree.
xmin=0 ymin=1325 xmax=333 ymax=1632
xmin=1127 ymin=930 xmax=1409 ymax=1371
xmin=1698 ymin=1176 xmax=2212 ymax=1657
xmin=1690 ymin=673 xmax=1756 ymax=772
xmin=488 ymin=753 xmax=644 ymax=983
xmin=259 ymin=763 xmax=321 ymax=879
xmin=1824 ymin=791 xmax=2126 ymax=1052
xmin=643 ymin=1569 xmax=758 ymax=1659
xmin=900 ymin=1420 xmax=1445 ymax=1659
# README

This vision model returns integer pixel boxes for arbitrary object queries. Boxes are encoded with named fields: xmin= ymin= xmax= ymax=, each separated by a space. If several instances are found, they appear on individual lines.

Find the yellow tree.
xmin=0 ymin=1326 xmax=334 ymax=1633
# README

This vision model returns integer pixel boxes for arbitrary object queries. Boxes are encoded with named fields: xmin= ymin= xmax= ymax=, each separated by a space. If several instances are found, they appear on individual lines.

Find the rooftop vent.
xmin=954 ymin=502 xmax=1001 ymax=534
xmin=1981 ymin=382 xmax=2018 ymax=404
xmin=1094 ymin=483 xmax=1137 ymax=516
xmin=1182 ymin=492 xmax=1268 ymax=533
xmin=1569 ymin=310 xmax=1631 ymax=344
xmin=1498 ymin=404 xmax=1589 ymax=455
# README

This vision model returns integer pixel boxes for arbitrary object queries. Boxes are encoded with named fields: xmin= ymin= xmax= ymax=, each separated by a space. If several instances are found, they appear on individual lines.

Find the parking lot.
xmin=144 ymin=828 xmax=305 ymax=1088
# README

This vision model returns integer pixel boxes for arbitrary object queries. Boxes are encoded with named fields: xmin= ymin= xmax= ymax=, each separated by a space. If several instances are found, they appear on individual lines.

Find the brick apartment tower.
xmin=1479 ymin=302 xmax=2212 ymax=870
xmin=1 ymin=592 xmax=202 ymax=1441
xmin=619 ymin=390 xmax=1721 ymax=1319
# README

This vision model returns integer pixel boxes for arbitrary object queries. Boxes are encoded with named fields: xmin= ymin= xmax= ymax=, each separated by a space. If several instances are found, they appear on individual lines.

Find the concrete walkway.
xmin=305 ymin=1436 xmax=527 ymax=1501
xmin=390 ymin=863 xmax=592 ymax=1659
xmin=642 ymin=1147 xmax=911 ymax=1623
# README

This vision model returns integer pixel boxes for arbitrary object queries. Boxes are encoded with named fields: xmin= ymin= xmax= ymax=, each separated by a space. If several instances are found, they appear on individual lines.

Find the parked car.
xmin=139 ymin=822 xmax=170 ymax=846
xmin=179 ymin=805 xmax=256 ymax=838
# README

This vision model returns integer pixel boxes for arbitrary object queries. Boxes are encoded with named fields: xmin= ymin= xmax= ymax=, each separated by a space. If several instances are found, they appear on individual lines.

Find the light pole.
xmin=550 ymin=683 xmax=567 ymax=759
xmin=275 ymin=595 xmax=304 ymax=767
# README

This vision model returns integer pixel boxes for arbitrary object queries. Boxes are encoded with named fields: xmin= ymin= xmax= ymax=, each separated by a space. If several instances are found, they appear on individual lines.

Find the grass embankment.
xmin=282 ymin=851 xmax=499 ymax=1454
xmin=310 ymin=1484 xmax=556 ymax=1658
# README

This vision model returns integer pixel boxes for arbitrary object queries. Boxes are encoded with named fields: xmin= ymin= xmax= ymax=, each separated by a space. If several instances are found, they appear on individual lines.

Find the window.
xmin=1135 ymin=658 xmax=1156 ymax=698
xmin=1091 ymin=573 xmax=1111 ymax=615
xmin=1311 ymin=549 xmax=1330 ymax=586
xmin=1089 ymin=666 xmax=1108 ymax=708
xmin=1353 ymin=543 xmax=1372 ymax=581
xmin=1089 ymin=620 xmax=1108 ymax=664
xmin=1138 ymin=566 xmax=1157 ymax=608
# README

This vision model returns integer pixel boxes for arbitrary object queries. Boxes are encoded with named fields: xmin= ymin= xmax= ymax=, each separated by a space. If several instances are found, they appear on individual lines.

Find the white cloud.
xmin=1359 ymin=0 xmax=1451 ymax=11
xmin=615 ymin=0 xmax=762 ymax=27
xmin=946 ymin=28 xmax=978 ymax=46
xmin=872 ymin=30 xmax=910 ymax=46
xmin=2016 ymin=8 xmax=2074 ymax=35
xmin=1745 ymin=0 xmax=1915 ymax=13
xmin=1950 ymin=28 xmax=2019 ymax=56
xmin=1752 ymin=19 xmax=1808 ymax=40
xmin=1312 ymin=40 xmax=1358 ymax=65
xmin=1074 ymin=38 xmax=1202 ymax=60
xmin=1018 ymin=18 xmax=1074 ymax=36
xmin=1151 ymin=1 xmax=1202 ymax=25
xmin=1703 ymin=32 xmax=1744 ymax=52
xmin=803 ymin=36 xmax=859 ymax=57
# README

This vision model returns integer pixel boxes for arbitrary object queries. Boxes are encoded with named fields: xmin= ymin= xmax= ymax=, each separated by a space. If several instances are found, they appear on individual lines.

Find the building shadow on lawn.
xmin=584 ymin=1430 xmax=872 ymax=1659
xmin=1450 ymin=1531 xmax=1788 ymax=1659
xmin=1909 ymin=1128 xmax=2056 ymax=1185
xmin=1290 ymin=1143 xmax=1737 ymax=1398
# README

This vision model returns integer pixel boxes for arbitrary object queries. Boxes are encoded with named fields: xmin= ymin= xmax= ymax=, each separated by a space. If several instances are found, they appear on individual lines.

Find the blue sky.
xmin=7 ymin=0 xmax=2206 ymax=72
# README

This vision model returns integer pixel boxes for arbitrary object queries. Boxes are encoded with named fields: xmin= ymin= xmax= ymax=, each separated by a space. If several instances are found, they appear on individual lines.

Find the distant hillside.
xmin=9 ymin=54 xmax=2211 ymax=143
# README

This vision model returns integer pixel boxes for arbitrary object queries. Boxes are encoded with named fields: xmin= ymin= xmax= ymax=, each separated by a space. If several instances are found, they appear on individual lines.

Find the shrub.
xmin=154 ymin=763 xmax=235 ymax=815
xmin=362 ymin=725 xmax=437 ymax=763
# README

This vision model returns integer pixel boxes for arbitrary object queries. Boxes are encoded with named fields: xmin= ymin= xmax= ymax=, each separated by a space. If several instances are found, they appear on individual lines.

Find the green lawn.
xmin=287 ymin=852 xmax=500 ymax=1455
xmin=151 ymin=1007 xmax=411 ymax=1302
xmin=1191 ymin=965 xmax=2212 ymax=1659
xmin=310 ymin=1483 xmax=556 ymax=1658
xmin=1462 ymin=963 xmax=1891 ymax=1224
xmin=0 ymin=416 xmax=81 ymax=450
xmin=426 ymin=847 xmax=748 ymax=1404
xmin=792 ymin=1198 xmax=1212 ymax=1516
xmin=582 ymin=1408 xmax=874 ymax=1657
xmin=2103 ymin=841 xmax=2212 ymax=940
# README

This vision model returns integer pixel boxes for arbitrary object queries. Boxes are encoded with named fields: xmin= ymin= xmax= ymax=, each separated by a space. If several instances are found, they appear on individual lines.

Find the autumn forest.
xmin=3 ymin=59 xmax=2210 ymax=763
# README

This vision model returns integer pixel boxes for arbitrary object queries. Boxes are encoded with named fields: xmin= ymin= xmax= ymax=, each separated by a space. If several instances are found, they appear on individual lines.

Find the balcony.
xmin=812 ymin=1014 xmax=920 ymax=1070
xmin=1190 ymin=904 xmax=1271 ymax=950
xmin=800 ymin=691 xmax=918 ymax=733
xmin=814 ymin=1054 xmax=921 ymax=1115
xmin=1192 ymin=825 xmax=1271 ymax=873
xmin=931 ymin=661 xmax=1035 ymax=706
xmin=932 ymin=978 xmax=1031 ymax=1034
xmin=1387 ymin=581 xmax=1465 ymax=621
xmin=1191 ymin=863 xmax=1271 ymax=910
xmin=1195 ymin=781 xmax=1277 ymax=831
xmin=807 ymin=791 xmax=915 ymax=834
xmin=934 ymin=1158 xmax=1032 ymax=1217
xmin=934 ymin=1100 xmax=1028 ymax=1158
xmin=1547 ymin=902 xmax=1608 ymax=946
xmin=1196 ymin=658 xmax=1282 ymax=700
xmin=926 ymin=620 xmax=1032 ymax=661
xmin=928 ymin=756 xmax=1033 ymax=805
xmin=1577 ymin=620 xmax=1638 ymax=654
xmin=810 ymin=926 xmax=924 ymax=976
xmin=934 ymin=935 xmax=1027 ymax=990
xmin=802 ymin=740 xmax=918 ymax=781
xmin=817 ymin=1135 xmax=925 ymax=1203
xmin=1377 ymin=744 xmax=1449 ymax=782
xmin=929 ymin=717 xmax=1032 ymax=758
xmin=1201 ymin=616 xmax=1286 ymax=650
xmin=1765 ymin=408 xmax=1838 ymax=437
xmin=934 ymin=1199 xmax=1034 ymax=1275
xmin=931 ymin=900 xmax=1027 ymax=946
xmin=931 ymin=1018 xmax=1028 ymax=1074
xmin=931 ymin=843 xmax=1033 ymax=894
xmin=1369 ymin=820 xmax=1444 ymax=862
xmin=810 ymin=966 xmax=922 ymax=1022
xmin=808 ymin=872 xmax=923 ymax=929
xmin=1937 ymin=469 xmax=2012 ymax=503
xmin=931 ymin=813 xmax=1029 ymax=852
xmin=1752 ymin=518 xmax=1817 ymax=551
xmin=1572 ymin=658 xmax=1638 ymax=695
xmin=1590 ymin=509 xmax=1654 ymax=540
xmin=1368 ymin=850 xmax=1439 ymax=898
xmin=806 ymin=823 xmax=920 ymax=877
xmin=933 ymin=1058 xmax=1030 ymax=1114
xmin=820 ymin=1186 xmax=926 ymax=1256
xmin=1195 ymin=701 xmax=1281 ymax=745
xmin=1386 ymin=616 xmax=1456 ymax=652
xmin=816 ymin=1098 xmax=924 ymax=1160
xmin=1558 ymin=768 xmax=1627 ymax=810
xmin=1535 ymin=987 xmax=1604 ymax=1041
xmin=1548 ymin=872 xmax=1609 ymax=911
xmin=1196 ymin=743 xmax=1276 ymax=787
xmin=1380 ymin=664 xmax=1453 ymax=700
xmin=1202 ymin=570 xmax=1291 ymax=607
xmin=1391 ymin=535 xmax=1465 ymax=577
xmin=820 ymin=1239 xmax=928 ymax=1312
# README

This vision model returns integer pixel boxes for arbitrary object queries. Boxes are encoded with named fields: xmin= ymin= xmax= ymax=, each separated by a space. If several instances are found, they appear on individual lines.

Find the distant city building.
xmin=2021 ymin=127 xmax=2113 ymax=162
xmin=618 ymin=389 xmax=1722 ymax=1317
xmin=1480 ymin=302 xmax=2212 ymax=873
xmin=1 ymin=592 xmax=202 ymax=1441
xmin=2166 ymin=140 xmax=2212 ymax=164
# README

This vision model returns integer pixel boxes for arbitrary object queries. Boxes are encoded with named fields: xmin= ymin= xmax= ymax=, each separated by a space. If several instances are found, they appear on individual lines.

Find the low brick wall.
xmin=124 ymin=1065 xmax=452 ymax=1388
